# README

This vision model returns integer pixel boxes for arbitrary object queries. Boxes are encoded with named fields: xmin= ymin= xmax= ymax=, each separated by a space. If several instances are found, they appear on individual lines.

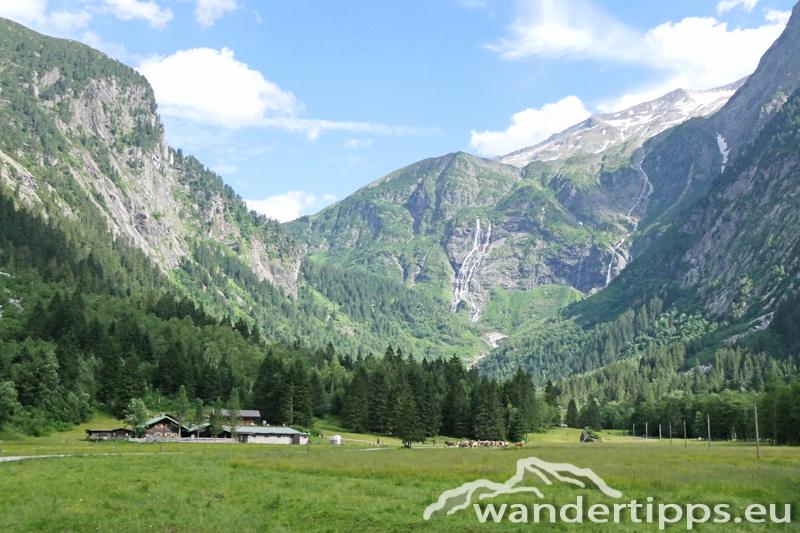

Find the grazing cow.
xmin=471 ymin=441 xmax=479 ymax=448
xmin=459 ymin=441 xmax=469 ymax=448
xmin=445 ymin=440 xmax=457 ymax=447
xmin=515 ymin=442 xmax=524 ymax=447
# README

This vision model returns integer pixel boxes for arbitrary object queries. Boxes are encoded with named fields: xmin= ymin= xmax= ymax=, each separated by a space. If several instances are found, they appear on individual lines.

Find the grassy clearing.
xmin=0 ymin=425 xmax=797 ymax=532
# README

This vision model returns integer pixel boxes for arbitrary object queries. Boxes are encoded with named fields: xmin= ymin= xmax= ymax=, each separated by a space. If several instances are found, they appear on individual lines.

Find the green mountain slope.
xmin=477 ymin=4 xmax=800 ymax=383
xmin=0 ymin=17 xmax=482 ymax=360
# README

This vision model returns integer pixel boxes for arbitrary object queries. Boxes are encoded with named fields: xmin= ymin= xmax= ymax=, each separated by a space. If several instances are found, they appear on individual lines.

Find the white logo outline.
xmin=423 ymin=457 xmax=622 ymax=520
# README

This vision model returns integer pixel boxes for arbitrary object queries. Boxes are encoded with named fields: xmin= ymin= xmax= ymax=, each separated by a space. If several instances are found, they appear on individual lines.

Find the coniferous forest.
xmin=0 ymin=15 xmax=799 ymax=449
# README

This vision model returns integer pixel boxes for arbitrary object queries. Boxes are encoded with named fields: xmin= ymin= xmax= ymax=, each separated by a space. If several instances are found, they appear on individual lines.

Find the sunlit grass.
xmin=1 ymin=420 xmax=797 ymax=532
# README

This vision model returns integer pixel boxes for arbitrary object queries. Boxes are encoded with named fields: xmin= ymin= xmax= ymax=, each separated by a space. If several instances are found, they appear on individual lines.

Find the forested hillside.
xmin=0 ymin=17 xmax=487 ymax=362
xmin=0 ymin=182 xmax=539 ymax=440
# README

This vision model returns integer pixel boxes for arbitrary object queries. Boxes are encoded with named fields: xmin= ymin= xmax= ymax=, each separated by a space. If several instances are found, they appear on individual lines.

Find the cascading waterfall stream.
xmin=605 ymin=150 xmax=653 ymax=287
xmin=451 ymin=217 xmax=492 ymax=322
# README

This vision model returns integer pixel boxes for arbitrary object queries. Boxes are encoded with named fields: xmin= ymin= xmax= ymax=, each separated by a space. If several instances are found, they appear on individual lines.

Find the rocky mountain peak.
xmin=497 ymin=79 xmax=746 ymax=168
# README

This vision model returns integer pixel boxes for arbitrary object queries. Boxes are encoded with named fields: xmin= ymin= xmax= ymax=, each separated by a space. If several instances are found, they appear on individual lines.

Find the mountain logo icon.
xmin=423 ymin=457 xmax=622 ymax=520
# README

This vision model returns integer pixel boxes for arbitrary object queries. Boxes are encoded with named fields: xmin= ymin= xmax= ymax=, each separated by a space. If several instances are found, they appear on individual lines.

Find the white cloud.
xmin=138 ymin=47 xmax=302 ymax=129
xmin=138 ymin=47 xmax=441 ymax=139
xmin=81 ymin=31 xmax=130 ymax=62
xmin=101 ymin=0 xmax=173 ymax=29
xmin=488 ymin=1 xmax=789 ymax=113
xmin=491 ymin=0 xmax=787 ymax=83
xmin=254 ymin=11 xmax=264 ymax=23
xmin=468 ymin=96 xmax=591 ymax=157
xmin=343 ymin=138 xmax=373 ymax=148
xmin=488 ymin=0 xmax=639 ymax=62
xmin=0 ymin=0 xmax=91 ymax=36
xmin=717 ymin=0 xmax=760 ymax=15
xmin=245 ymin=191 xmax=336 ymax=223
xmin=181 ymin=0 xmax=238 ymax=28
xmin=213 ymin=163 xmax=237 ymax=174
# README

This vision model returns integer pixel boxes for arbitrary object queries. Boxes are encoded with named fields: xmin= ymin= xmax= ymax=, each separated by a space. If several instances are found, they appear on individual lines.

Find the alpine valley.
xmin=2 ymin=0 xmax=800 ymax=450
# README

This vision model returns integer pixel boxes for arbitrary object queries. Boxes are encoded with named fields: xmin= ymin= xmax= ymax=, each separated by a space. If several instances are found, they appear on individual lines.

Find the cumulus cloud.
xmin=469 ymin=96 xmax=591 ymax=157
xmin=491 ymin=0 xmax=788 ymax=77
xmin=245 ymin=191 xmax=336 ymax=223
xmin=490 ymin=0 xmax=788 ymax=97
xmin=181 ymin=0 xmax=238 ymax=28
xmin=488 ymin=0 xmax=639 ymax=62
xmin=0 ymin=0 xmax=91 ymax=36
xmin=101 ymin=0 xmax=173 ymax=29
xmin=478 ymin=0 xmax=790 ymax=144
xmin=138 ymin=47 xmax=303 ymax=129
xmin=138 ymin=47 xmax=441 ymax=139
xmin=717 ymin=0 xmax=760 ymax=15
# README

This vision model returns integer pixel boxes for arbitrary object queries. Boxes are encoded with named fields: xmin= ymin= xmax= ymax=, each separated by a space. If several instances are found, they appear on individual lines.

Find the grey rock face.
xmin=1 ymin=75 xmax=302 ymax=296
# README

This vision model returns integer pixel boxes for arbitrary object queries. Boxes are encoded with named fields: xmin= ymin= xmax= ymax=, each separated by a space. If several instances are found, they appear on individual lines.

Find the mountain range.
xmin=4 ymin=0 xmax=800 ymax=387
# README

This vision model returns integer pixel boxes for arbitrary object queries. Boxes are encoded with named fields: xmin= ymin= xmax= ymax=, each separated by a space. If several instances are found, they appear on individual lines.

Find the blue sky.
xmin=1 ymin=0 xmax=795 ymax=221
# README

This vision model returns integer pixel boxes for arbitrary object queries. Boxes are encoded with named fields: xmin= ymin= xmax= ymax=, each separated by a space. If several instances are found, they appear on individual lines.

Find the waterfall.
xmin=605 ymin=149 xmax=653 ymax=287
xmin=451 ymin=217 xmax=492 ymax=322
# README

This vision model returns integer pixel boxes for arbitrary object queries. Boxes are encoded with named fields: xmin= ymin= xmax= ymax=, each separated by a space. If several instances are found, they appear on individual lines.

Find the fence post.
xmin=707 ymin=414 xmax=711 ymax=451
xmin=754 ymin=403 xmax=761 ymax=460
xmin=669 ymin=421 xmax=672 ymax=445
xmin=683 ymin=420 xmax=687 ymax=448
xmin=659 ymin=424 xmax=662 ymax=440
xmin=645 ymin=422 xmax=648 ymax=440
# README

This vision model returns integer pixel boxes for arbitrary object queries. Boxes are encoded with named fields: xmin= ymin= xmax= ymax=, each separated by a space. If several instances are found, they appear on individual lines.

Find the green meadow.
xmin=1 ymin=423 xmax=797 ymax=532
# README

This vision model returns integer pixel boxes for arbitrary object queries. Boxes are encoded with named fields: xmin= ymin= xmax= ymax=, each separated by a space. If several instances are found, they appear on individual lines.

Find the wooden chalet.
xmin=211 ymin=409 xmax=262 ymax=426
xmin=85 ymin=428 xmax=132 ymax=441
xmin=143 ymin=414 xmax=182 ymax=439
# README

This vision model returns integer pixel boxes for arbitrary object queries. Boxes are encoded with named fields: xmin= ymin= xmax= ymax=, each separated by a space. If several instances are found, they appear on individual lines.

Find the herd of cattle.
xmin=443 ymin=440 xmax=525 ymax=448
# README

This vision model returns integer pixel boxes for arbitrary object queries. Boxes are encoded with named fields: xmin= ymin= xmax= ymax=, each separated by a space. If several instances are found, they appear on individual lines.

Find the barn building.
xmin=85 ymin=428 xmax=132 ymax=441
xmin=234 ymin=426 xmax=309 ymax=445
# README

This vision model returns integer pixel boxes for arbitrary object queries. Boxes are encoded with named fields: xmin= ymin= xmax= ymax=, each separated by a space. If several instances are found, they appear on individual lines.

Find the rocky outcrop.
xmin=0 ymin=61 xmax=302 ymax=297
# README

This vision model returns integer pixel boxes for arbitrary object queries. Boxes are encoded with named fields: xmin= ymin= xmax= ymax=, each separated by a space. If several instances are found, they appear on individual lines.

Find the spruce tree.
xmin=565 ymin=399 xmax=579 ymax=428
xmin=586 ymin=397 xmax=602 ymax=431
xmin=115 ymin=353 xmax=145 ymax=419
xmin=175 ymin=385 xmax=190 ymax=436
xmin=210 ymin=397 xmax=224 ymax=437
xmin=193 ymin=397 xmax=205 ymax=426
xmin=252 ymin=350 xmax=282 ymax=424
xmin=419 ymin=379 xmax=442 ymax=437
xmin=393 ymin=378 xmax=424 ymax=447
xmin=507 ymin=408 xmax=526 ymax=443
xmin=368 ymin=369 xmax=389 ymax=433
xmin=228 ymin=388 xmax=241 ymax=440
xmin=280 ymin=360 xmax=312 ymax=427
xmin=342 ymin=366 xmax=370 ymax=433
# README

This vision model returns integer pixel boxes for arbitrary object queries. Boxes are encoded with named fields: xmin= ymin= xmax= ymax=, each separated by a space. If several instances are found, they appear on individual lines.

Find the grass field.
xmin=1 ymin=422 xmax=797 ymax=532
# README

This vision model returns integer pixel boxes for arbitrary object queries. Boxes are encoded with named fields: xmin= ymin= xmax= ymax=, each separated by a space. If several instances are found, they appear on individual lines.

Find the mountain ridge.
xmin=496 ymin=79 xmax=746 ymax=168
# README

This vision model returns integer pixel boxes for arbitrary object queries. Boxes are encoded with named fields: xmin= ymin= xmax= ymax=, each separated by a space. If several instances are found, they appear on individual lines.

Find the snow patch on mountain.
xmin=496 ymin=78 xmax=747 ymax=168
xmin=716 ymin=133 xmax=730 ymax=173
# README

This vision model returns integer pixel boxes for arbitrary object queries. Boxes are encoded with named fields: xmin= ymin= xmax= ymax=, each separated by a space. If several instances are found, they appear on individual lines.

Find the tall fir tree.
xmin=565 ymin=399 xmax=579 ymax=428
